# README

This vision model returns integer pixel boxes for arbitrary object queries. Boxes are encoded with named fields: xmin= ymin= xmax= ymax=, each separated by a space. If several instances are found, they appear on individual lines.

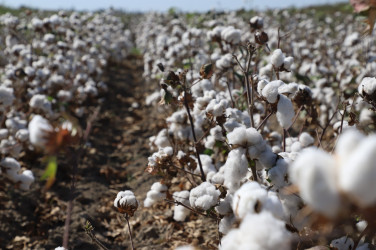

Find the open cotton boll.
xmin=358 ymin=77 xmax=376 ymax=96
xmin=15 ymin=129 xmax=29 ymax=142
xmin=114 ymin=190 xmax=138 ymax=215
xmin=29 ymin=94 xmax=52 ymax=115
xmin=258 ymin=146 xmax=277 ymax=169
xmin=220 ymin=211 xmax=291 ymax=250
xmin=271 ymin=49 xmax=285 ymax=68
xmin=194 ymin=154 xmax=216 ymax=176
xmin=339 ymin=135 xmax=376 ymax=206
xmin=221 ymin=26 xmax=241 ymax=44
xmin=175 ymin=245 xmax=196 ymax=250
xmin=0 ymin=86 xmax=15 ymax=109
xmin=173 ymin=190 xmax=191 ymax=221
xmin=267 ymin=158 xmax=288 ymax=188
xmin=144 ymin=182 xmax=168 ymax=207
xmin=189 ymin=182 xmax=220 ymax=211
xmin=223 ymin=148 xmax=248 ymax=192
xmin=219 ymin=215 xmax=235 ymax=234
xmin=216 ymin=194 xmax=233 ymax=215
xmin=227 ymin=126 xmax=247 ymax=146
xmin=330 ymin=236 xmax=354 ymax=250
xmin=289 ymin=148 xmax=340 ymax=218
xmin=232 ymin=181 xmax=283 ymax=219
xmin=28 ymin=115 xmax=53 ymax=148
xmin=262 ymin=80 xmax=284 ymax=103
xmin=283 ymin=56 xmax=294 ymax=71
xmin=299 ymin=132 xmax=314 ymax=147
xmin=17 ymin=170 xmax=34 ymax=190
xmin=216 ymin=53 xmax=233 ymax=70
xmin=335 ymin=129 xmax=365 ymax=166
xmin=276 ymin=95 xmax=295 ymax=129
xmin=257 ymin=79 xmax=269 ymax=95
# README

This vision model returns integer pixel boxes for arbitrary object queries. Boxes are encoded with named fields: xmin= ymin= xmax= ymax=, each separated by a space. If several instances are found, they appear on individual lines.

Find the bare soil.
xmin=0 ymin=56 xmax=217 ymax=250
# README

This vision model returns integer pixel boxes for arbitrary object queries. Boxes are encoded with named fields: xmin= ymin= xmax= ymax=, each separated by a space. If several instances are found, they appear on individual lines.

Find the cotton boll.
xmin=330 ymin=236 xmax=354 ymax=250
xmin=258 ymin=146 xmax=277 ymax=169
xmin=257 ymin=79 xmax=269 ymax=94
xmin=262 ymin=80 xmax=284 ymax=103
xmin=356 ymin=220 xmax=368 ymax=232
xmin=223 ymin=148 xmax=248 ymax=192
xmin=276 ymin=95 xmax=295 ymax=129
xmin=189 ymin=182 xmax=220 ymax=210
xmin=28 ymin=115 xmax=53 ymax=148
xmin=15 ymin=129 xmax=29 ymax=142
xmin=290 ymin=141 xmax=302 ymax=152
xmin=227 ymin=126 xmax=247 ymax=146
xmin=335 ymin=129 xmax=365 ymax=166
xmin=219 ymin=215 xmax=235 ymax=234
xmin=271 ymin=49 xmax=285 ymax=68
xmin=289 ymin=148 xmax=340 ymax=217
xmin=232 ymin=181 xmax=283 ymax=219
xmin=267 ymin=158 xmax=288 ymax=188
xmin=358 ymin=77 xmax=376 ymax=96
xmin=338 ymin=135 xmax=376 ymax=206
xmin=143 ymin=182 xmax=168 ymax=207
xmin=283 ymin=56 xmax=294 ymax=71
xmin=216 ymin=194 xmax=233 ymax=215
xmin=0 ymin=129 xmax=9 ymax=140
xmin=173 ymin=190 xmax=190 ymax=221
xmin=29 ymin=94 xmax=52 ymax=115
xmin=264 ymin=192 xmax=285 ymax=219
xmin=299 ymin=132 xmax=314 ymax=147
xmin=114 ymin=190 xmax=138 ymax=215
xmin=17 ymin=170 xmax=34 ymax=190
xmin=0 ymin=86 xmax=15 ymax=109
xmin=220 ymin=211 xmax=291 ymax=250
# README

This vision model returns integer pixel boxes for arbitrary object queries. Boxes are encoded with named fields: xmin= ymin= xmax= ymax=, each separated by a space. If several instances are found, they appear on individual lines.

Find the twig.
xmin=63 ymin=107 xmax=100 ymax=249
xmin=233 ymin=52 xmax=255 ymax=127
xmin=84 ymin=221 xmax=109 ymax=250
xmin=183 ymin=87 xmax=206 ymax=182
xmin=124 ymin=215 xmax=135 ymax=250
xmin=165 ymin=199 xmax=219 ymax=220
xmin=257 ymin=111 xmax=275 ymax=131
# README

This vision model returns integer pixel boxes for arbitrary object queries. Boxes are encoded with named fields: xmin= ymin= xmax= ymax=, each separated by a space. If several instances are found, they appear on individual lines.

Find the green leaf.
xmin=41 ymin=156 xmax=57 ymax=181
xmin=203 ymin=148 xmax=214 ymax=156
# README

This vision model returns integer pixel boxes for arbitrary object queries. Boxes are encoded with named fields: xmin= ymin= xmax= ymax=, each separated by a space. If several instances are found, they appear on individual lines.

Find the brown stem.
xmin=183 ymin=87 xmax=206 ymax=182
xmin=257 ymin=111 xmax=275 ymax=131
xmin=63 ymin=107 xmax=100 ymax=249
xmin=125 ymin=215 xmax=135 ymax=250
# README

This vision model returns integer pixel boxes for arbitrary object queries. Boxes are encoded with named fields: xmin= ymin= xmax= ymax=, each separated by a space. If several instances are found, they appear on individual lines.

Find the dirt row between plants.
xmin=0 ymin=56 xmax=217 ymax=250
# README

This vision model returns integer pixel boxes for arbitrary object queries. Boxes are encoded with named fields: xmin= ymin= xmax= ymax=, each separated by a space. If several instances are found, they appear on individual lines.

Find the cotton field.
xmin=1 ymin=2 xmax=376 ymax=250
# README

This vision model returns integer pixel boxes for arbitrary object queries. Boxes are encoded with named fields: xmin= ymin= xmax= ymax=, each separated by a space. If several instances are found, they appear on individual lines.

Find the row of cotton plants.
xmin=113 ymin=7 xmax=376 ymax=250
xmin=0 ymin=10 xmax=133 ymax=191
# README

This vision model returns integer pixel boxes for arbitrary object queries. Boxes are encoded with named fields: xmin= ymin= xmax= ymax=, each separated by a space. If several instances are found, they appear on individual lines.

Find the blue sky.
xmin=2 ymin=0 xmax=347 ymax=12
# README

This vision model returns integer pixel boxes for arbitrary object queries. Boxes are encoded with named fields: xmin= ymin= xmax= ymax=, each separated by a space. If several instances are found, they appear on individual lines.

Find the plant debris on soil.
xmin=0 ymin=56 xmax=217 ymax=250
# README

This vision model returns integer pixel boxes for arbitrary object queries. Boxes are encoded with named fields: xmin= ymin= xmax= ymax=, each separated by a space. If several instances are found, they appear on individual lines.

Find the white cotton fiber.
xmin=358 ymin=77 xmax=376 ymax=95
xmin=289 ymin=148 xmax=340 ymax=217
xmin=276 ymin=95 xmax=295 ymax=129
xmin=335 ymin=129 xmax=365 ymax=166
xmin=223 ymin=148 xmax=249 ymax=192
xmin=299 ymin=132 xmax=314 ymax=147
xmin=262 ymin=80 xmax=284 ymax=103
xmin=219 ymin=215 xmax=235 ymax=234
xmin=189 ymin=182 xmax=220 ymax=210
xmin=28 ymin=115 xmax=53 ymax=148
xmin=227 ymin=126 xmax=247 ymax=146
xmin=173 ymin=190 xmax=191 ymax=221
xmin=338 ymin=135 xmax=376 ymax=206
xmin=232 ymin=181 xmax=283 ymax=219
xmin=330 ymin=236 xmax=354 ymax=250
xmin=143 ymin=182 xmax=167 ymax=207
xmin=220 ymin=211 xmax=291 ymax=250
xmin=271 ymin=49 xmax=285 ymax=68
